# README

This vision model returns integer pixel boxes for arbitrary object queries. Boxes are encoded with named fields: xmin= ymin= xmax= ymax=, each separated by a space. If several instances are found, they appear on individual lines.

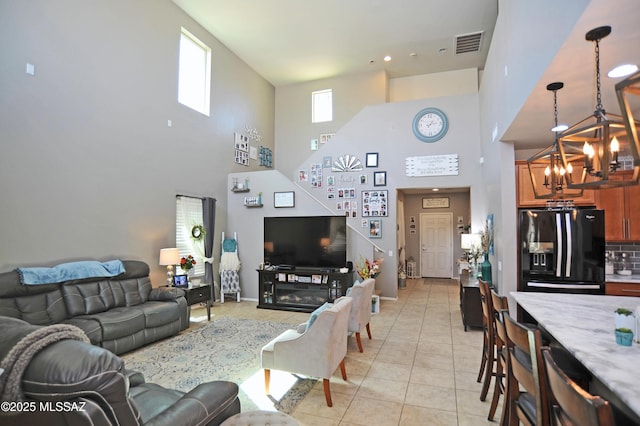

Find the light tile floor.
xmin=193 ymin=278 xmax=501 ymax=425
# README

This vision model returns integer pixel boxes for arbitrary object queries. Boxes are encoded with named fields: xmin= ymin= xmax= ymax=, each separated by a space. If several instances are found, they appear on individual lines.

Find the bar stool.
xmin=542 ymin=348 xmax=615 ymax=426
xmin=489 ymin=289 xmax=509 ymax=424
xmin=503 ymin=311 xmax=550 ymax=426
xmin=477 ymin=279 xmax=496 ymax=402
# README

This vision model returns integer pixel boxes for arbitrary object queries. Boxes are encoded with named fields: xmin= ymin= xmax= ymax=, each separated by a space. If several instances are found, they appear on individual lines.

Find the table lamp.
xmin=159 ymin=248 xmax=180 ymax=286
xmin=460 ymin=234 xmax=481 ymax=261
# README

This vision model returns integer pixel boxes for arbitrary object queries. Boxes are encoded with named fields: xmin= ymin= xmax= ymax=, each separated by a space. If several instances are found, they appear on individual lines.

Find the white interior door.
xmin=420 ymin=213 xmax=453 ymax=278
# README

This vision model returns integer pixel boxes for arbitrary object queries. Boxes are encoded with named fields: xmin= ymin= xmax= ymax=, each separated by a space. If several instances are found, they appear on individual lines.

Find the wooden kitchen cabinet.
xmin=605 ymin=281 xmax=640 ymax=296
xmin=595 ymin=171 xmax=640 ymax=241
xmin=515 ymin=161 xmax=596 ymax=208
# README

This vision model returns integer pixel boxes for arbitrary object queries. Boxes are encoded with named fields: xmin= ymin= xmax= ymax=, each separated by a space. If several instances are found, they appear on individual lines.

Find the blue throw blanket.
xmin=16 ymin=260 xmax=126 ymax=285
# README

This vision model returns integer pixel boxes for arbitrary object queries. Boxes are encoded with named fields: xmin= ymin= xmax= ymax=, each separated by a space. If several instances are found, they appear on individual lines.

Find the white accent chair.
xmin=343 ymin=278 xmax=375 ymax=352
xmin=260 ymin=297 xmax=352 ymax=407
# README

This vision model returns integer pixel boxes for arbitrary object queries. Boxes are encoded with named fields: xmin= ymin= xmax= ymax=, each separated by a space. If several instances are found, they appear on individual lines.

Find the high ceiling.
xmin=173 ymin=0 xmax=640 ymax=152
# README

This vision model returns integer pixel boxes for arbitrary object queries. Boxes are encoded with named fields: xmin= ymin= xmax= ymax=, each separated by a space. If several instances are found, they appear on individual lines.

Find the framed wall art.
xmin=366 ymin=152 xmax=379 ymax=167
xmin=369 ymin=219 xmax=382 ymax=238
xmin=361 ymin=190 xmax=388 ymax=217
xmin=274 ymin=191 xmax=295 ymax=208
xmin=373 ymin=171 xmax=387 ymax=187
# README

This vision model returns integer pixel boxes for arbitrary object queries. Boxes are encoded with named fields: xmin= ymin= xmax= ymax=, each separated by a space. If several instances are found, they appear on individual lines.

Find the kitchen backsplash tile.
xmin=606 ymin=242 xmax=640 ymax=274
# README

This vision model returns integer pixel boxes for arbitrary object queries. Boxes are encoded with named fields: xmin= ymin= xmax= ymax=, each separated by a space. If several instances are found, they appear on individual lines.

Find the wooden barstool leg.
xmin=488 ymin=348 xmax=504 ymax=420
xmin=480 ymin=348 xmax=494 ymax=400
xmin=323 ymin=379 xmax=333 ymax=407
xmin=366 ymin=322 xmax=372 ymax=339
xmin=355 ymin=332 xmax=363 ymax=352
xmin=264 ymin=369 xmax=270 ymax=394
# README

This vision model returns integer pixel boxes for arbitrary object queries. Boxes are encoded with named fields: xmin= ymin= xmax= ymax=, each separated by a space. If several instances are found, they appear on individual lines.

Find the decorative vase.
xmin=614 ymin=312 xmax=635 ymax=337
xmin=481 ymin=255 xmax=492 ymax=285
xmin=615 ymin=329 xmax=634 ymax=346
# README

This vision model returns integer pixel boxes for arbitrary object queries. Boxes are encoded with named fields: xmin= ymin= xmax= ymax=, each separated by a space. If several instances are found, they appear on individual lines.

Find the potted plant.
xmin=615 ymin=327 xmax=634 ymax=346
xmin=614 ymin=307 xmax=635 ymax=334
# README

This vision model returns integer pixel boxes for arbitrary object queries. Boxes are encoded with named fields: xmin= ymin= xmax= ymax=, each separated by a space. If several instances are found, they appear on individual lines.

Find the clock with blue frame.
xmin=412 ymin=107 xmax=449 ymax=143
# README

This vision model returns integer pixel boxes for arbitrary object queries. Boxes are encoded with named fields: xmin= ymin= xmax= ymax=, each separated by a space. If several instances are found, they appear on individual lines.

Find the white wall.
xmin=230 ymin=93 xmax=484 ymax=299
xmin=0 ymin=0 xmax=275 ymax=284
xmin=274 ymin=71 xmax=388 ymax=179
xmin=477 ymin=0 xmax=590 ymax=297
xmin=390 ymin=68 xmax=479 ymax=102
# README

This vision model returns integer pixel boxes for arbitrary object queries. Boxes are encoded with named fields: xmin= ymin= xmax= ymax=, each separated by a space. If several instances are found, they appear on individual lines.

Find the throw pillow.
xmin=305 ymin=302 xmax=331 ymax=331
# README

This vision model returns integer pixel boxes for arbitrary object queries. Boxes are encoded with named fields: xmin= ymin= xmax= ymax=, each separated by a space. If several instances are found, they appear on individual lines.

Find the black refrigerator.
xmin=519 ymin=208 xmax=605 ymax=293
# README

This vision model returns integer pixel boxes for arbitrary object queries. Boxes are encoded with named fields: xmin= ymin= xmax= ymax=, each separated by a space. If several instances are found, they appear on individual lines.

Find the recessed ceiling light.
xmin=438 ymin=48 xmax=448 ymax=54
xmin=551 ymin=124 xmax=569 ymax=132
xmin=383 ymin=55 xmax=392 ymax=62
xmin=608 ymin=64 xmax=638 ymax=78
xmin=409 ymin=52 xmax=417 ymax=57
xmin=432 ymin=188 xmax=440 ymax=192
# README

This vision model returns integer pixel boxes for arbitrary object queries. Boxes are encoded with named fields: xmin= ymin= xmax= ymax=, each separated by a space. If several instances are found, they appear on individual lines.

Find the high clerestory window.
xmin=312 ymin=89 xmax=333 ymax=123
xmin=178 ymin=28 xmax=211 ymax=116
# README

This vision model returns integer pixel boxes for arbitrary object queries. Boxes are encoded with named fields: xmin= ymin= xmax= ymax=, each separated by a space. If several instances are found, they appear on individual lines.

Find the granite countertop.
xmin=606 ymin=273 xmax=640 ymax=283
xmin=511 ymin=291 xmax=640 ymax=421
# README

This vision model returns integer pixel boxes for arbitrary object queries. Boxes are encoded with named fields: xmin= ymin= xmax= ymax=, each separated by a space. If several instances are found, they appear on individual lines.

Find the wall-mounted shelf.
xmin=245 ymin=203 xmax=263 ymax=208
xmin=231 ymin=188 xmax=250 ymax=193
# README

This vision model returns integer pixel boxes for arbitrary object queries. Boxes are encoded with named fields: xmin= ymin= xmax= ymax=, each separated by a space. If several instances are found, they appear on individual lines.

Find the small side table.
xmin=183 ymin=283 xmax=213 ymax=321
xmin=459 ymin=277 xmax=482 ymax=331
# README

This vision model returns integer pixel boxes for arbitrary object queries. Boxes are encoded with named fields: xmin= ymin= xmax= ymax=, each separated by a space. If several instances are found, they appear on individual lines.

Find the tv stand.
xmin=257 ymin=268 xmax=354 ymax=312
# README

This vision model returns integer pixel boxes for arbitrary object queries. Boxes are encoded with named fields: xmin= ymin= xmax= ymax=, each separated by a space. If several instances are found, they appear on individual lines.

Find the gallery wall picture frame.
xmin=369 ymin=219 xmax=382 ymax=238
xmin=274 ymin=191 xmax=295 ymax=208
xmin=366 ymin=152 xmax=379 ymax=167
xmin=373 ymin=171 xmax=387 ymax=187
xmin=362 ymin=190 xmax=388 ymax=217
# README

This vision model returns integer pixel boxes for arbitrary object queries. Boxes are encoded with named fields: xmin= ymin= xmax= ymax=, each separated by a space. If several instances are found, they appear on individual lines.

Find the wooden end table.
xmin=182 ymin=283 xmax=213 ymax=321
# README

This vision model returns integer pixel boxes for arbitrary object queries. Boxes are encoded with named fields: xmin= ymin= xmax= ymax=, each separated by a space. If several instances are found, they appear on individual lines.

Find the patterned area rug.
xmin=122 ymin=317 xmax=317 ymax=413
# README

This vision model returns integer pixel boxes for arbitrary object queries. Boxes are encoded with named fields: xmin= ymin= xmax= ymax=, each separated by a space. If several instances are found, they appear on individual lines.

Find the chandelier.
xmin=557 ymin=26 xmax=640 ymax=189
xmin=527 ymin=82 xmax=583 ymax=199
xmin=615 ymin=70 xmax=640 ymax=182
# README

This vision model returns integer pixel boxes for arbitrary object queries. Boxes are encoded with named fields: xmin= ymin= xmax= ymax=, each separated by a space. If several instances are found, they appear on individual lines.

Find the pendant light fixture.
xmin=527 ymin=82 xmax=583 ymax=199
xmin=615 ymin=70 xmax=640 ymax=182
xmin=557 ymin=26 xmax=640 ymax=189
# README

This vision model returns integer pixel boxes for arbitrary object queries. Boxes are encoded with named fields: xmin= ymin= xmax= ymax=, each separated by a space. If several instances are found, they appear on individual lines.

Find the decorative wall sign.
xmin=422 ymin=197 xmax=450 ymax=209
xmin=362 ymin=190 xmax=388 ymax=217
xmin=332 ymin=154 xmax=363 ymax=172
xmin=405 ymin=154 xmax=459 ymax=177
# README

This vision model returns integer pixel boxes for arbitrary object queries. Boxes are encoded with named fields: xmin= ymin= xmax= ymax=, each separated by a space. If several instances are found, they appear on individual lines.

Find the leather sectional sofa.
xmin=0 ymin=260 xmax=189 ymax=355
xmin=0 ymin=316 xmax=241 ymax=426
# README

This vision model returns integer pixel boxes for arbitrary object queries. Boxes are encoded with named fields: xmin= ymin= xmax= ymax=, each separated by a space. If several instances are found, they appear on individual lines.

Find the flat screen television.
xmin=264 ymin=216 xmax=347 ymax=270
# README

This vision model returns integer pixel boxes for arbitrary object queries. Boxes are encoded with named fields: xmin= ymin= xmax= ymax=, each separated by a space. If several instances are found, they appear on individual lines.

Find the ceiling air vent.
xmin=455 ymin=31 xmax=484 ymax=54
